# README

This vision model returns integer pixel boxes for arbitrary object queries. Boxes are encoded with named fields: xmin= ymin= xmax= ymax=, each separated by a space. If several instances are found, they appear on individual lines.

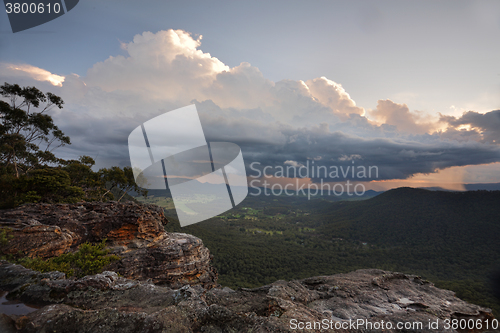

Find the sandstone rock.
xmin=0 ymin=262 xmax=497 ymax=333
xmin=106 ymin=232 xmax=217 ymax=288
xmin=0 ymin=201 xmax=168 ymax=249
xmin=0 ymin=202 xmax=217 ymax=289
xmin=0 ymin=225 xmax=75 ymax=259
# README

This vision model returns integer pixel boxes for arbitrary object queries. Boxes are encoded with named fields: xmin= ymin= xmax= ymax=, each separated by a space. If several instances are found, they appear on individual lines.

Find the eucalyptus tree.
xmin=0 ymin=82 xmax=70 ymax=177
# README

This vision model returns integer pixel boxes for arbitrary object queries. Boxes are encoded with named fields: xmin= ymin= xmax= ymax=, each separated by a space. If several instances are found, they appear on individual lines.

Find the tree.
xmin=62 ymin=156 xmax=114 ymax=202
xmin=99 ymin=166 xmax=148 ymax=202
xmin=0 ymin=82 xmax=70 ymax=178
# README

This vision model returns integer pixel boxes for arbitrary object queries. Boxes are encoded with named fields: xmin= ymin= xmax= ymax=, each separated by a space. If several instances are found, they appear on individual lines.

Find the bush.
xmin=0 ymin=228 xmax=13 ymax=246
xmin=18 ymin=240 xmax=120 ymax=278
xmin=19 ymin=256 xmax=74 ymax=277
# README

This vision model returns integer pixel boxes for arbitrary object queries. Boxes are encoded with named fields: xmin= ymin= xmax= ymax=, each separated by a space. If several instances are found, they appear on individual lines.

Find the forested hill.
xmin=315 ymin=187 xmax=500 ymax=314
xmin=317 ymin=187 xmax=500 ymax=250
xmin=160 ymin=187 xmax=500 ymax=315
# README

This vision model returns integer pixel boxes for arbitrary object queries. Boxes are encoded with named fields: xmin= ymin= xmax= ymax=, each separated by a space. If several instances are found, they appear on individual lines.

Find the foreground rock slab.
xmin=0 ymin=262 xmax=497 ymax=333
xmin=0 ymin=201 xmax=217 ymax=289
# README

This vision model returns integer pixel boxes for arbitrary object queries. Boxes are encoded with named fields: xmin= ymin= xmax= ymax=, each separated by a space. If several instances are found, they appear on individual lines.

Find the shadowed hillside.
xmin=319 ymin=187 xmax=500 ymax=251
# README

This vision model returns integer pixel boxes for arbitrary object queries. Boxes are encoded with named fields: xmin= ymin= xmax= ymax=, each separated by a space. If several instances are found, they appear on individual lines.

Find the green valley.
xmin=140 ymin=188 xmax=500 ymax=317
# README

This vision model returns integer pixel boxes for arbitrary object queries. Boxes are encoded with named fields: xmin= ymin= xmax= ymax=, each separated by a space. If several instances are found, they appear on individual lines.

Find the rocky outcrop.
xmin=0 ymin=202 xmax=217 ymax=289
xmin=0 ymin=262 xmax=497 ymax=333
xmin=105 ymin=232 xmax=217 ymax=288
xmin=0 ymin=201 xmax=168 ymax=251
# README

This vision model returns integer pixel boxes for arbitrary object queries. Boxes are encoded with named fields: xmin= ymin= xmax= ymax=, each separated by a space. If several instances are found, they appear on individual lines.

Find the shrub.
xmin=18 ymin=240 xmax=120 ymax=278
xmin=0 ymin=228 xmax=13 ymax=246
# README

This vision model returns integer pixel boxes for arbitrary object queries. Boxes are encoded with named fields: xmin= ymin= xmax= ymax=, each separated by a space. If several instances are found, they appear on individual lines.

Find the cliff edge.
xmin=0 ymin=201 xmax=217 ymax=289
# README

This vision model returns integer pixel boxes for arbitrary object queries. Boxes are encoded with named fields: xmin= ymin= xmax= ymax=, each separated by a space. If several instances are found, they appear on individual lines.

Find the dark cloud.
xmin=237 ymin=127 xmax=500 ymax=182
xmin=2 ymin=30 xmax=499 ymax=184
xmin=440 ymin=110 xmax=500 ymax=144
xmin=52 ymin=99 xmax=500 ymax=181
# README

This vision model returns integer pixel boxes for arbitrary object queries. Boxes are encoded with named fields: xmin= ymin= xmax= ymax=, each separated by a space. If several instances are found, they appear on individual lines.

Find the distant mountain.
xmin=246 ymin=186 xmax=382 ymax=201
xmin=464 ymin=182 xmax=500 ymax=191
xmin=320 ymin=187 xmax=500 ymax=246
xmin=133 ymin=183 xmax=500 ymax=199
xmin=416 ymin=183 xmax=500 ymax=192
xmin=138 ymin=185 xmax=383 ymax=203
xmin=415 ymin=186 xmax=456 ymax=191
xmin=318 ymin=187 xmax=500 ymax=278
xmin=357 ymin=189 xmax=382 ymax=197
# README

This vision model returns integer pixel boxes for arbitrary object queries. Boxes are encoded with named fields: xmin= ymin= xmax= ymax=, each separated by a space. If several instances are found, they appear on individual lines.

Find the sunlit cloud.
xmin=284 ymin=160 xmax=304 ymax=168
xmin=1 ymin=29 xmax=498 ymax=188
xmin=369 ymin=99 xmax=441 ymax=134
xmin=6 ymin=64 xmax=65 ymax=86
xmin=367 ymin=162 xmax=500 ymax=191
xmin=305 ymin=77 xmax=365 ymax=118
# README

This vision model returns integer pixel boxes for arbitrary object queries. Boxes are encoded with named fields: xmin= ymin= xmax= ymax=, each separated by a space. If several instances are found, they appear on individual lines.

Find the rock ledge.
xmin=0 ymin=262 xmax=497 ymax=333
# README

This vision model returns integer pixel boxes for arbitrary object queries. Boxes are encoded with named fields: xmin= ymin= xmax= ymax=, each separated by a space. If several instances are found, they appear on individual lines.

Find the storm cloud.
xmin=1 ymin=29 xmax=499 ymax=183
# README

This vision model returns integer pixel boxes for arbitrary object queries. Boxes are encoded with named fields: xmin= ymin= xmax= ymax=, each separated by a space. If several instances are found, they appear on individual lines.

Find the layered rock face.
xmin=0 ymin=202 xmax=217 ymax=289
xmin=0 ymin=263 xmax=497 ymax=333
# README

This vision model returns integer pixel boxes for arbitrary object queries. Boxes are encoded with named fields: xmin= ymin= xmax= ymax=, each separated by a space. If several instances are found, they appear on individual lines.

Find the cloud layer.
xmin=1 ymin=29 xmax=498 ymax=184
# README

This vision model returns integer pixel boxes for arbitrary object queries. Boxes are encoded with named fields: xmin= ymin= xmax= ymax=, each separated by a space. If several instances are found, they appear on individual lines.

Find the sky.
xmin=1 ymin=0 xmax=499 ymax=191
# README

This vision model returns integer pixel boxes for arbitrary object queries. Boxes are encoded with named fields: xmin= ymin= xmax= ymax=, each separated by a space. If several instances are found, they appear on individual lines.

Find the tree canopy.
xmin=0 ymin=82 xmax=70 ymax=178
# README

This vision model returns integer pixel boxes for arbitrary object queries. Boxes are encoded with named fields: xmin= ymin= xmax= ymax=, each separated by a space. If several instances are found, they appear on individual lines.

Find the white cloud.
xmin=369 ymin=99 xmax=439 ymax=134
xmin=284 ymin=160 xmax=304 ymax=168
xmin=305 ymin=77 xmax=365 ymax=118
xmin=1 ymin=29 xmax=366 ymax=130
xmin=1 ymin=63 xmax=65 ymax=86
xmin=81 ymin=30 xmax=366 ymax=124
xmin=84 ymin=30 xmax=229 ymax=106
